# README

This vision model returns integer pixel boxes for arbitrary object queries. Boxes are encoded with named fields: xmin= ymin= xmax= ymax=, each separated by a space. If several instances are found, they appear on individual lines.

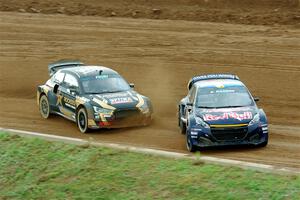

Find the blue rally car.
xmin=178 ymin=74 xmax=268 ymax=152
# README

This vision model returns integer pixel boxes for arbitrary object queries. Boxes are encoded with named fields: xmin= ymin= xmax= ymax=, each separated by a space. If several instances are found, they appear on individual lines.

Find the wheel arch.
xmin=37 ymin=92 xmax=47 ymax=107
xmin=76 ymin=104 xmax=86 ymax=118
xmin=39 ymin=92 xmax=47 ymax=99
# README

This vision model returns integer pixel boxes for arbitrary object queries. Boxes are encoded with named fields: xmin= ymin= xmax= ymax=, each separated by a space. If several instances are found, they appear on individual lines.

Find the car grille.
xmin=114 ymin=108 xmax=140 ymax=119
xmin=211 ymin=126 xmax=248 ymax=141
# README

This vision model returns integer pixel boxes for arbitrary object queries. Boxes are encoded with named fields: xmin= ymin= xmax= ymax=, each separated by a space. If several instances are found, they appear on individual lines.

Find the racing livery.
xmin=37 ymin=60 xmax=153 ymax=133
xmin=178 ymin=74 xmax=268 ymax=152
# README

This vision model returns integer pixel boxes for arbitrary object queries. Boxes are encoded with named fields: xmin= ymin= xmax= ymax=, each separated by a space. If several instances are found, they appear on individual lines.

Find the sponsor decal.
xmin=191 ymin=128 xmax=202 ymax=131
xmin=110 ymin=97 xmax=133 ymax=104
xmin=214 ymin=89 xmax=235 ymax=93
xmin=100 ymin=93 xmax=129 ymax=99
xmin=201 ymin=107 xmax=251 ymax=113
xmin=96 ymin=75 xmax=109 ymax=79
xmin=103 ymin=114 xmax=113 ymax=118
xmin=64 ymin=97 xmax=76 ymax=106
xmin=197 ymin=74 xmax=237 ymax=80
xmin=203 ymin=112 xmax=252 ymax=121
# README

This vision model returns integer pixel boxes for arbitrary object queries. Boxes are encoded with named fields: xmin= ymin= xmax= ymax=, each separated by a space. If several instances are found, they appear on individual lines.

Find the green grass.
xmin=0 ymin=132 xmax=299 ymax=200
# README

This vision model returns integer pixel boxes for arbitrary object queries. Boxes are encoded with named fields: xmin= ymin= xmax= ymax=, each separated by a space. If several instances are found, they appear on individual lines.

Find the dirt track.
xmin=0 ymin=11 xmax=300 ymax=169
xmin=1 ymin=0 xmax=300 ymax=26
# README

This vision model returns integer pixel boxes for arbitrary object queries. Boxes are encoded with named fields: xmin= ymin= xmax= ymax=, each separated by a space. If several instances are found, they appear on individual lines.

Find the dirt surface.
xmin=0 ymin=9 xmax=300 ymax=169
xmin=0 ymin=0 xmax=300 ymax=26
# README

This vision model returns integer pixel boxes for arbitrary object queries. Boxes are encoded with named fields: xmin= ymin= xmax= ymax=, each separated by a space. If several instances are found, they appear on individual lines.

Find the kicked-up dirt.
xmin=0 ymin=0 xmax=300 ymax=169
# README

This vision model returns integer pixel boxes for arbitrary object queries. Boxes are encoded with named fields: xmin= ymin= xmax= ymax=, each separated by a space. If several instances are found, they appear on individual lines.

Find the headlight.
xmin=93 ymin=106 xmax=112 ymax=114
xmin=195 ymin=116 xmax=210 ymax=128
xmin=249 ymin=113 xmax=260 ymax=126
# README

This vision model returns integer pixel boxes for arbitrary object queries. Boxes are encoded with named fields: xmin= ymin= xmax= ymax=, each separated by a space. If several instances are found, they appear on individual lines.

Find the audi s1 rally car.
xmin=37 ymin=60 xmax=153 ymax=133
xmin=178 ymin=74 xmax=268 ymax=152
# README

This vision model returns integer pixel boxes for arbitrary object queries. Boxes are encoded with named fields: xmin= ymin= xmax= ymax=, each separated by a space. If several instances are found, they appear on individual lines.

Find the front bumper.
xmin=188 ymin=123 xmax=268 ymax=148
xmin=88 ymin=108 xmax=152 ymax=129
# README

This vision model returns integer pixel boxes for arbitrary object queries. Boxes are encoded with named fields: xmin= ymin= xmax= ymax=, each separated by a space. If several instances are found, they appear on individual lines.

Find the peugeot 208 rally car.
xmin=178 ymin=74 xmax=268 ymax=152
xmin=37 ymin=60 xmax=152 ymax=133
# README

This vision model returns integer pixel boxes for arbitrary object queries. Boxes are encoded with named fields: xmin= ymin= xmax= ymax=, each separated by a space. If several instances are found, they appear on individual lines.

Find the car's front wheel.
xmin=77 ymin=108 xmax=89 ymax=133
xmin=179 ymin=119 xmax=186 ymax=135
xmin=186 ymin=132 xmax=197 ymax=152
xmin=39 ymin=95 xmax=50 ymax=119
xmin=178 ymin=107 xmax=186 ymax=134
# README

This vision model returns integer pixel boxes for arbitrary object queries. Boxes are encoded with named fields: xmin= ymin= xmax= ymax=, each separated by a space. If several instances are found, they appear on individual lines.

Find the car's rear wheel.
xmin=39 ymin=95 xmax=50 ymax=119
xmin=186 ymin=132 xmax=197 ymax=152
xmin=77 ymin=108 xmax=89 ymax=133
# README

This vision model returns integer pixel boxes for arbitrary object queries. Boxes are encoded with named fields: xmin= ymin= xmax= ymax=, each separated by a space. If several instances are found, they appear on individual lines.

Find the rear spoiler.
xmin=187 ymin=74 xmax=239 ymax=90
xmin=48 ymin=60 xmax=84 ymax=76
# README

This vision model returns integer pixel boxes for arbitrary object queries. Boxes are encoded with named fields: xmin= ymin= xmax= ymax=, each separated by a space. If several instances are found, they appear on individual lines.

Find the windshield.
xmin=81 ymin=74 xmax=130 ymax=94
xmin=196 ymin=85 xmax=254 ymax=108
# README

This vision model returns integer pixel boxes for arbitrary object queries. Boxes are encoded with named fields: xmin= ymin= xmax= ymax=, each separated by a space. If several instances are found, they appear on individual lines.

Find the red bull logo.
xmin=203 ymin=112 xmax=252 ymax=121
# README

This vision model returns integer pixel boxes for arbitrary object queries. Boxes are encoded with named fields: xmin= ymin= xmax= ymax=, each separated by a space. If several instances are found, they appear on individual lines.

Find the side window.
xmin=188 ymin=86 xmax=197 ymax=104
xmin=52 ymin=71 xmax=65 ymax=84
xmin=64 ymin=74 xmax=79 ymax=88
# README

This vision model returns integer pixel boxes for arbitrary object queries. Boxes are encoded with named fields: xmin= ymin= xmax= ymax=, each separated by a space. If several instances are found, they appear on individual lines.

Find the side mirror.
xmin=129 ymin=83 xmax=135 ymax=88
xmin=254 ymin=97 xmax=260 ymax=102
xmin=186 ymin=102 xmax=193 ymax=112
xmin=53 ymin=84 xmax=59 ymax=94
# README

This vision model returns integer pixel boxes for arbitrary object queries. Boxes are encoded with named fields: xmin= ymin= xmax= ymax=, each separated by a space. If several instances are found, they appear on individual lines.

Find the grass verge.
xmin=0 ymin=132 xmax=299 ymax=200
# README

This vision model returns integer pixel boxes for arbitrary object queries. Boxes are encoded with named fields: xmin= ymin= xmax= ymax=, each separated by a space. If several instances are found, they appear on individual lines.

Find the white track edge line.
xmin=0 ymin=127 xmax=299 ymax=175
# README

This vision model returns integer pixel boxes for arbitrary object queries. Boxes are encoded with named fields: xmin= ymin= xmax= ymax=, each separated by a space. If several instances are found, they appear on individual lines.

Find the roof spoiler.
xmin=187 ymin=74 xmax=239 ymax=90
xmin=48 ymin=59 xmax=84 ymax=76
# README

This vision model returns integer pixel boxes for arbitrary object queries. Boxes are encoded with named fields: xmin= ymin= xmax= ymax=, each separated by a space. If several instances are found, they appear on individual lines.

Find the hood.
xmin=84 ymin=90 xmax=144 ymax=110
xmin=196 ymin=106 xmax=257 ymax=125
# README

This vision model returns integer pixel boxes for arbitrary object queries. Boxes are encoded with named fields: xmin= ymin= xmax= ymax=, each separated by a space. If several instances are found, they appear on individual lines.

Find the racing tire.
xmin=77 ymin=108 xmax=89 ymax=133
xmin=186 ymin=132 xmax=197 ymax=152
xmin=179 ymin=119 xmax=186 ymax=135
xmin=39 ymin=95 xmax=50 ymax=119
xmin=178 ymin=107 xmax=186 ymax=134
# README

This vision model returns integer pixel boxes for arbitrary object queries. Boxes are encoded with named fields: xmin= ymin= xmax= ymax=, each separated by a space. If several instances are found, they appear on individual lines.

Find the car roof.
xmin=60 ymin=66 xmax=119 ymax=78
xmin=194 ymin=79 xmax=245 ymax=89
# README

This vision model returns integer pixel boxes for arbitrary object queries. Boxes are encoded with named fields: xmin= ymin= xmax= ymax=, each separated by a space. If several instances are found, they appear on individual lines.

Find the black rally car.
xmin=37 ymin=60 xmax=153 ymax=133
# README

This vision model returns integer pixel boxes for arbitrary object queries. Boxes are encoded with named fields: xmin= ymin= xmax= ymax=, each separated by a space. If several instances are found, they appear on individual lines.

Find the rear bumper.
xmin=188 ymin=124 xmax=268 ymax=148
